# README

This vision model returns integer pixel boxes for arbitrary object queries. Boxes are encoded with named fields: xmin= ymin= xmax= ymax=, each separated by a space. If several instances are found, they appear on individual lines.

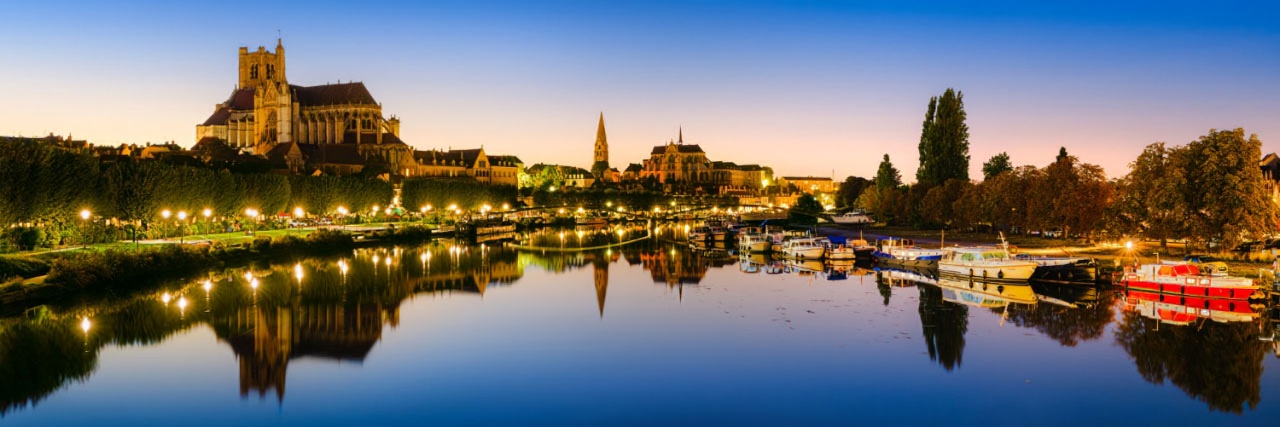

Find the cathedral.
xmin=194 ymin=40 xmax=519 ymax=184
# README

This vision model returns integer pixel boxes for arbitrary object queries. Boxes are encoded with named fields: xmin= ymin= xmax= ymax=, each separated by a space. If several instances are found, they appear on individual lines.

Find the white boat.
xmin=782 ymin=237 xmax=826 ymax=259
xmin=938 ymin=240 xmax=1038 ymax=281
xmin=738 ymin=232 xmax=772 ymax=253
xmin=831 ymin=210 xmax=874 ymax=225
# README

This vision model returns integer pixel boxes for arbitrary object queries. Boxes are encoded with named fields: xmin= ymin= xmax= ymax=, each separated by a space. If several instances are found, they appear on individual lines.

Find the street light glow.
xmin=177 ymin=211 xmax=187 ymax=221
xmin=161 ymin=209 xmax=171 ymax=219
xmin=202 ymin=208 xmax=212 ymax=218
xmin=294 ymin=207 xmax=304 ymax=217
xmin=79 ymin=209 xmax=91 ymax=220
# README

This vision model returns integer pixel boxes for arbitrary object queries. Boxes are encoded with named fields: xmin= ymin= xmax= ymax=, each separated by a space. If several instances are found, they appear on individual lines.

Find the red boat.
xmin=1122 ymin=288 xmax=1259 ymax=324
xmin=1120 ymin=263 xmax=1257 ymax=300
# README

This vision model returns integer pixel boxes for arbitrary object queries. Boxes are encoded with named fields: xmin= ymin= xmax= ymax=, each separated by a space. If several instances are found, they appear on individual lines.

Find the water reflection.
xmin=0 ymin=235 xmax=1277 ymax=420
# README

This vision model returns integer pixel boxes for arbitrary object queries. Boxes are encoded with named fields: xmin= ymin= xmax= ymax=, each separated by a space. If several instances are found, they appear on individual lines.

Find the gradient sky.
xmin=2 ymin=0 xmax=1276 ymax=181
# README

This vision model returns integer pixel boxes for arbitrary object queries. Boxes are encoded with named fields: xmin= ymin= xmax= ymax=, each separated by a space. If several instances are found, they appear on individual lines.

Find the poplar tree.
xmin=916 ymin=88 xmax=971 ymax=186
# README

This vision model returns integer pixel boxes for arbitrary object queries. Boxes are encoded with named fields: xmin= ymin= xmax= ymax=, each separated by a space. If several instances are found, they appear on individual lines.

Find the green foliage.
xmin=4 ymin=227 xmax=48 ymax=251
xmin=875 ymin=154 xmax=901 ymax=192
xmin=916 ymin=88 xmax=971 ymax=186
xmin=835 ymin=176 xmax=871 ymax=210
xmin=1110 ymin=129 xmax=1276 ymax=251
xmin=45 ymin=245 xmax=212 ymax=290
xmin=982 ymin=152 xmax=1012 ymax=180
xmin=401 ymin=178 xmax=514 ymax=212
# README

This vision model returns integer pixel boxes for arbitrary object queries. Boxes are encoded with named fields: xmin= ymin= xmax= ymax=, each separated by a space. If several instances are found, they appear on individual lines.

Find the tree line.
xmin=841 ymin=88 xmax=1275 ymax=251
xmin=0 ymin=139 xmax=522 ymax=250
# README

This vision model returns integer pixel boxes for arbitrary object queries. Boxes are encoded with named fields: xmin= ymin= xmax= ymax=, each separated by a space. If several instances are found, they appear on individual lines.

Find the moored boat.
xmin=782 ymin=237 xmax=826 ymax=259
xmin=1014 ymin=254 xmax=1098 ymax=283
xmin=1120 ymin=263 xmax=1258 ymax=300
xmin=831 ymin=210 xmax=874 ymax=226
xmin=872 ymin=238 xmax=945 ymax=268
xmin=939 ymin=246 xmax=1038 ymax=281
xmin=821 ymin=235 xmax=862 ymax=261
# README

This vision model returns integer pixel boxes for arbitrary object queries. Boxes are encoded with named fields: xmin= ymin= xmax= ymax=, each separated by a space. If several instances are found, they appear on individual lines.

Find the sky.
xmin=1 ymin=0 xmax=1277 ymax=181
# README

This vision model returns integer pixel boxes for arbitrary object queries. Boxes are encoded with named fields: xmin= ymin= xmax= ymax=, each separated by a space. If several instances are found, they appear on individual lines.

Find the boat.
xmin=781 ymin=237 xmax=826 ymax=259
xmin=1013 ymin=254 xmax=1098 ymax=283
xmin=831 ymin=210 xmax=874 ymax=226
xmin=1120 ymin=263 xmax=1258 ymax=300
xmin=820 ymin=236 xmax=862 ymax=261
xmin=737 ymin=232 xmax=772 ymax=253
xmin=938 ymin=234 xmax=1038 ymax=281
xmin=872 ymin=238 xmax=945 ymax=269
xmin=1121 ymin=288 xmax=1259 ymax=324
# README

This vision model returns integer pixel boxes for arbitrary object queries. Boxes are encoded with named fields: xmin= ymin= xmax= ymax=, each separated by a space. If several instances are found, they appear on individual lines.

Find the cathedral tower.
xmin=591 ymin=112 xmax=610 ymax=179
xmin=238 ymin=39 xmax=288 ymax=90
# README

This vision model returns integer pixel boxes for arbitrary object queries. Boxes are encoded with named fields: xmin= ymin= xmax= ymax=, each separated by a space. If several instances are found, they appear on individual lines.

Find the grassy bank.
xmin=0 ymin=225 xmax=437 ymax=310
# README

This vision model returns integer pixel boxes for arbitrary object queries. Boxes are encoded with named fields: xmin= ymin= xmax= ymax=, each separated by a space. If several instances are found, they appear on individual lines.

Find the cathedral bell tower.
xmin=240 ymin=39 xmax=293 ymax=152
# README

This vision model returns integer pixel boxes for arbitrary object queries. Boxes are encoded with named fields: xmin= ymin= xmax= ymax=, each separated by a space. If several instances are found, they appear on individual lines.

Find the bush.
xmin=304 ymin=228 xmax=354 ymax=247
xmin=251 ymin=236 xmax=273 ymax=252
xmin=4 ymin=227 xmax=47 ymax=251
xmin=46 ymin=245 xmax=211 ymax=290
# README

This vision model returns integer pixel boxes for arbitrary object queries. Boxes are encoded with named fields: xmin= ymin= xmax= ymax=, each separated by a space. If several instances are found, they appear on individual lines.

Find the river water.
xmin=2 ymin=227 xmax=1278 ymax=425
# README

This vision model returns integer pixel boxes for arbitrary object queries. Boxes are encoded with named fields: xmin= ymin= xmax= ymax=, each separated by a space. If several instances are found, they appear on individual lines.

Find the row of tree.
xmin=0 ymin=139 xmax=527 ymax=227
xmin=840 ymin=88 xmax=1275 ymax=250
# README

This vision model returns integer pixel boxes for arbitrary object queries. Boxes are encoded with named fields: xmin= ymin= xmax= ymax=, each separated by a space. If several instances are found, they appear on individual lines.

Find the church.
xmin=195 ymin=40 xmax=519 ymax=184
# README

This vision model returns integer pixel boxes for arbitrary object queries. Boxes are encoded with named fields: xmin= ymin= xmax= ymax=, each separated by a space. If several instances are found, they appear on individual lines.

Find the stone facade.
xmin=194 ymin=40 xmax=516 ymax=185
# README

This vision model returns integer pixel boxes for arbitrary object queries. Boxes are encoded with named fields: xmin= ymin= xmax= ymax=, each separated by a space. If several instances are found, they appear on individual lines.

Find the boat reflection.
xmin=1121 ymin=288 xmax=1261 ymax=325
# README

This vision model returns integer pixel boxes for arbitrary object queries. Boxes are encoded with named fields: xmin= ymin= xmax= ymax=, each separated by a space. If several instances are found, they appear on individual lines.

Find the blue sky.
xmin=1 ymin=0 xmax=1276 ymax=180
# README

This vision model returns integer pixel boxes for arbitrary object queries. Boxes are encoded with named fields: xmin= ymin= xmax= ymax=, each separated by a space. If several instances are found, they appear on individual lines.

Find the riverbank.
xmin=0 ymin=225 xmax=439 ymax=313
xmin=818 ymin=225 xmax=1280 ymax=279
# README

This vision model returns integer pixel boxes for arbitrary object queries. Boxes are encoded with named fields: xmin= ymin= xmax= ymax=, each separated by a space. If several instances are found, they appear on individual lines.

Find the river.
xmin=1 ymin=226 xmax=1278 ymax=425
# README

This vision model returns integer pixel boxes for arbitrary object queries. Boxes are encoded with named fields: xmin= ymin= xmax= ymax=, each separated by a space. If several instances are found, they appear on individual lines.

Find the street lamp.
xmin=244 ymin=208 xmax=259 ymax=235
xmin=293 ymin=207 xmax=304 ymax=234
xmin=161 ymin=209 xmax=172 ymax=241
xmin=177 ymin=211 xmax=188 ymax=244
xmin=202 ymin=208 xmax=212 ymax=237
xmin=79 ymin=209 xmax=91 ymax=249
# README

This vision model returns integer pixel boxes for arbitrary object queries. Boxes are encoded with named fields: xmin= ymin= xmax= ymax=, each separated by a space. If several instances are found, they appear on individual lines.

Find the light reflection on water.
xmin=1 ymin=232 xmax=1278 ymax=425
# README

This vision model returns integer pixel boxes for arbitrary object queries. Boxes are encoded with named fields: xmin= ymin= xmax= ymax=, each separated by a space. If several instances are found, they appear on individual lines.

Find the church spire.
xmin=591 ymin=112 xmax=610 ymax=179
xmin=678 ymin=126 xmax=683 ymax=144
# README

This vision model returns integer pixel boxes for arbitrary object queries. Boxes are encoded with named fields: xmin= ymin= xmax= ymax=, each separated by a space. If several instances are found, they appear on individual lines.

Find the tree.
xmin=1110 ymin=142 xmax=1187 ymax=249
xmin=982 ymin=152 xmax=1012 ymax=180
xmin=791 ymin=193 xmax=823 ymax=214
xmin=835 ymin=176 xmax=871 ymax=210
xmin=875 ymin=154 xmax=901 ymax=192
xmin=916 ymin=88 xmax=971 ymax=186
xmin=1178 ymin=128 xmax=1276 ymax=251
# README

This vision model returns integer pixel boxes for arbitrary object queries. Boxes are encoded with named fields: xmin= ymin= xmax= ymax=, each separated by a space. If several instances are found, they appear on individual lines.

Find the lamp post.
xmin=177 ymin=211 xmax=187 ymax=244
xmin=202 ymin=208 xmax=212 ymax=237
xmin=293 ymin=207 xmax=304 ymax=235
xmin=161 ymin=209 xmax=172 ymax=241
xmin=79 ymin=209 xmax=91 ymax=249
xmin=337 ymin=206 xmax=349 ymax=230
xmin=244 ymin=208 xmax=259 ymax=236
